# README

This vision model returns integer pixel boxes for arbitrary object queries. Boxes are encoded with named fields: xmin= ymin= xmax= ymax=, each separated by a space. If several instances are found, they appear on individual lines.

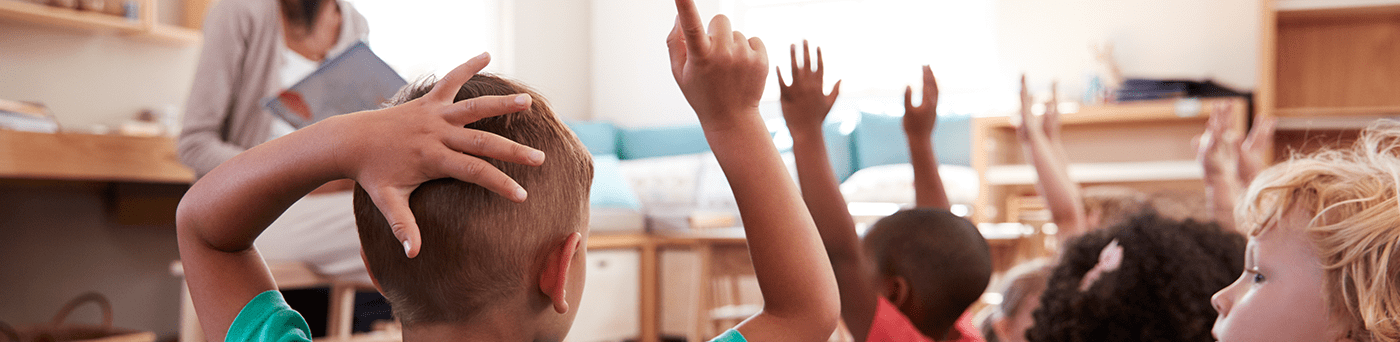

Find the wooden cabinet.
xmin=1258 ymin=0 xmax=1400 ymax=160
xmin=971 ymin=98 xmax=1247 ymax=224
xmin=0 ymin=0 xmax=210 ymax=44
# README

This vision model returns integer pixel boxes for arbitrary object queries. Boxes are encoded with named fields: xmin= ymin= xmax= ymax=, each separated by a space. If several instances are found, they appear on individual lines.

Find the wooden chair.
xmin=171 ymin=261 xmax=388 ymax=342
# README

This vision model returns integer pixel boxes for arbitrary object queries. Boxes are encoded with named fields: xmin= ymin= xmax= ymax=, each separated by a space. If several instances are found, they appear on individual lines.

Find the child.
xmin=1028 ymin=213 xmax=1244 ymax=342
xmin=981 ymin=259 xmax=1050 ymax=342
xmin=776 ymin=41 xmax=991 ymax=341
xmin=1211 ymin=121 xmax=1400 ymax=342
xmin=667 ymin=0 xmax=840 ymax=339
xmin=179 ymin=1 xmax=841 ymax=341
xmin=1197 ymin=102 xmax=1276 ymax=232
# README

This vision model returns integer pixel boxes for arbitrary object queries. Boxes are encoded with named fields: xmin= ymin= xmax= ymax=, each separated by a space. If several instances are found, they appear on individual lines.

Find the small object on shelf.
xmin=121 ymin=0 xmax=136 ymax=20
xmin=48 ymin=0 xmax=77 ymax=9
xmin=76 ymin=0 xmax=102 ymax=12
xmin=119 ymin=109 xmax=164 ymax=137
xmin=0 ymin=99 xmax=60 ymax=133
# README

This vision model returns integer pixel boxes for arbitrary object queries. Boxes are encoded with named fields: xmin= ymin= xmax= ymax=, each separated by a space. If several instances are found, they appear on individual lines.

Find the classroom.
xmin=2 ymin=0 xmax=1398 ymax=341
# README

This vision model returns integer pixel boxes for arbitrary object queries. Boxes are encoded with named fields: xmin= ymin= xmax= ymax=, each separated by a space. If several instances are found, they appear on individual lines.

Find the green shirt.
xmin=228 ymin=290 xmax=748 ymax=342
xmin=227 ymin=291 xmax=313 ymax=342
xmin=711 ymin=329 xmax=748 ymax=342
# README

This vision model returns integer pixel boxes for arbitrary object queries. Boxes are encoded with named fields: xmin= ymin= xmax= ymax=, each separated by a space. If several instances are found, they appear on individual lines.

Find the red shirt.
xmin=866 ymin=296 xmax=984 ymax=342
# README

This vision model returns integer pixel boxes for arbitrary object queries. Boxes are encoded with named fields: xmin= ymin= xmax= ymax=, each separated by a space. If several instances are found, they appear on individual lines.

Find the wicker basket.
xmin=0 ymin=292 xmax=156 ymax=342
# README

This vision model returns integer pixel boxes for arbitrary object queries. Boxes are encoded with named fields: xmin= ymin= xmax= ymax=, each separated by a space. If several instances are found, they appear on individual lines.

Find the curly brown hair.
xmin=1027 ymin=212 xmax=1244 ymax=342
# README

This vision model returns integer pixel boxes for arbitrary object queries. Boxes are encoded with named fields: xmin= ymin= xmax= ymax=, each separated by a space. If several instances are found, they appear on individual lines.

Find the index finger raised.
xmin=675 ymin=0 xmax=709 ymax=54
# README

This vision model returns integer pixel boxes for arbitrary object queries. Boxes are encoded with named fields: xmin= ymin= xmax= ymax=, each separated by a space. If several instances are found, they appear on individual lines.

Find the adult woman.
xmin=179 ymin=0 xmax=370 ymax=283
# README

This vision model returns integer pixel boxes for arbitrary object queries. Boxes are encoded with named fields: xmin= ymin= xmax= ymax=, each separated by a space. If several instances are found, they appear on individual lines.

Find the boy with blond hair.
xmin=177 ymin=1 xmax=839 ymax=341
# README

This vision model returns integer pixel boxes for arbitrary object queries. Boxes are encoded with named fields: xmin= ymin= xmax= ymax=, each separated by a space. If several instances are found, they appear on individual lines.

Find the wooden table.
xmin=588 ymin=227 xmax=1037 ymax=342
xmin=0 ymin=130 xmax=194 ymax=225
xmin=587 ymin=228 xmax=748 ymax=342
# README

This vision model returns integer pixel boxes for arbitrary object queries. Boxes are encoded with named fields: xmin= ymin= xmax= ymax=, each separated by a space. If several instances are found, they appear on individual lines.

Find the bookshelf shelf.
xmin=0 ymin=0 xmax=202 ymax=44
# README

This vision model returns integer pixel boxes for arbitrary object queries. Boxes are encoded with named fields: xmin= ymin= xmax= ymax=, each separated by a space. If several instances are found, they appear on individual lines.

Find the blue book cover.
xmin=263 ymin=41 xmax=407 ymax=129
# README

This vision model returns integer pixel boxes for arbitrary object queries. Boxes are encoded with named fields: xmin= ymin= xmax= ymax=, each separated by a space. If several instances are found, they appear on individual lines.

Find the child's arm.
xmin=1197 ymin=102 xmax=1245 ymax=231
xmin=667 ymin=1 xmax=840 ymax=341
xmin=777 ymin=41 xmax=878 ymax=341
xmin=903 ymin=66 xmax=951 ymax=210
xmin=176 ymin=54 xmax=542 ymax=342
xmin=1016 ymin=77 xmax=1086 ymax=239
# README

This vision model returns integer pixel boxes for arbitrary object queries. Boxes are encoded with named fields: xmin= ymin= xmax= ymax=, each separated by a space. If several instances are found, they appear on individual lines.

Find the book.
xmin=263 ymin=41 xmax=407 ymax=129
xmin=0 ymin=99 xmax=59 ymax=133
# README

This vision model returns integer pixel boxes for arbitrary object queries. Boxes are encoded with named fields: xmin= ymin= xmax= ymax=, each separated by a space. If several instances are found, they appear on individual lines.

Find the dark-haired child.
xmin=776 ymin=41 xmax=991 ymax=342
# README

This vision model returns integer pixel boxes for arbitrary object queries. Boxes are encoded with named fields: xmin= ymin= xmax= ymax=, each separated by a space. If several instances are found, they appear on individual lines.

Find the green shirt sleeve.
xmin=226 ymin=290 xmax=313 ymax=342
xmin=709 ymin=329 xmax=748 ymax=342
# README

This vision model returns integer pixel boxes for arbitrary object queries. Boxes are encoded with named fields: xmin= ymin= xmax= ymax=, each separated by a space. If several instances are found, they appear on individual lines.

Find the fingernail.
xmin=515 ymin=94 xmax=531 ymax=106
xmin=514 ymin=187 xmax=528 ymax=201
xmin=529 ymin=150 xmax=546 ymax=164
xmin=403 ymin=240 xmax=412 ymax=256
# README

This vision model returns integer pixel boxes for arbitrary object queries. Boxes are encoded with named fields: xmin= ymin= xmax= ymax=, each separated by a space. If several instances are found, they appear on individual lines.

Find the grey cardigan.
xmin=178 ymin=0 xmax=367 ymax=179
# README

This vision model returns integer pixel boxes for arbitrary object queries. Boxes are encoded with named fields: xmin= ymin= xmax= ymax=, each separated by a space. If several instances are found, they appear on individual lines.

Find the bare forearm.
xmin=1205 ymin=174 xmax=1242 ymax=232
xmin=1022 ymin=133 xmax=1085 ymax=236
xmin=176 ymin=118 xmax=346 ymax=341
xmin=704 ymin=113 xmax=840 ymax=339
xmin=906 ymin=133 xmax=950 ymax=210
xmin=790 ymin=126 xmax=878 ymax=340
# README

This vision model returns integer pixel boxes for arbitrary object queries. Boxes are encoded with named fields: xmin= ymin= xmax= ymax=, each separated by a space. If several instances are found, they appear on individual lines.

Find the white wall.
xmin=506 ymin=0 xmax=595 ymax=122
xmin=0 ymin=22 xmax=199 ymax=130
xmin=996 ymin=0 xmax=1261 ymax=99
xmin=587 ymin=0 xmax=721 ymax=127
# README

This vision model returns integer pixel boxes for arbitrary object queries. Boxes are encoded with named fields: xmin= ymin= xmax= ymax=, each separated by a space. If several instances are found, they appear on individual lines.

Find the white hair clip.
xmin=1079 ymin=239 xmax=1123 ymax=292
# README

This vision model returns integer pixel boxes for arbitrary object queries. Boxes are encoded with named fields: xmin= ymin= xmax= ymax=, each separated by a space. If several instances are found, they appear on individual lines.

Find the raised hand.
xmin=902 ymin=65 xmax=938 ymax=137
xmin=666 ymin=0 xmax=768 ymax=126
xmin=1197 ymin=102 xmax=1245 ymax=230
xmin=1016 ymin=75 xmax=1042 ymax=142
xmin=338 ymin=52 xmax=544 ymax=257
xmin=1043 ymin=81 xmax=1062 ymax=142
xmin=778 ymin=40 xmax=841 ymax=131
xmin=1239 ymin=112 xmax=1276 ymax=183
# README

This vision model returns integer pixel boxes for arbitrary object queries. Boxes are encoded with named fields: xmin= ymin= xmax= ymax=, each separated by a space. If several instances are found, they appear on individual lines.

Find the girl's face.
xmin=1210 ymin=209 xmax=1344 ymax=342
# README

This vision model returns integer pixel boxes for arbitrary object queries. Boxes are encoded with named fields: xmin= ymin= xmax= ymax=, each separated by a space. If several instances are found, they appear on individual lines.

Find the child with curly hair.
xmin=1027 ymin=213 xmax=1245 ymax=342
xmin=1212 ymin=121 xmax=1400 ymax=342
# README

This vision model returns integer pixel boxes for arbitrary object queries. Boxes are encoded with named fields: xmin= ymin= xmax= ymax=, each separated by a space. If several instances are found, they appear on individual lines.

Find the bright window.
xmin=733 ymin=0 xmax=1003 ymax=118
xmin=344 ymin=0 xmax=503 ymax=81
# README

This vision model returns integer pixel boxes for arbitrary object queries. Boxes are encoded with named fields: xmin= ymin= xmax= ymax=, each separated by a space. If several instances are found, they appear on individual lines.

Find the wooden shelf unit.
xmin=1259 ymin=0 xmax=1400 ymax=158
xmin=971 ymin=97 xmax=1247 ymax=224
xmin=0 ymin=0 xmax=204 ymax=44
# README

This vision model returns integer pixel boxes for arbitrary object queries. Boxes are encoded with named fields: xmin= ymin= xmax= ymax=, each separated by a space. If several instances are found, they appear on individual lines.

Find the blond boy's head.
xmin=1237 ymin=121 xmax=1400 ymax=341
xmin=353 ymin=74 xmax=593 ymax=335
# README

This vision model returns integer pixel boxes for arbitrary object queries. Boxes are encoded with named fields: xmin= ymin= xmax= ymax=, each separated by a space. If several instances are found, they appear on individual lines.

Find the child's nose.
xmin=1211 ymin=281 xmax=1237 ymax=315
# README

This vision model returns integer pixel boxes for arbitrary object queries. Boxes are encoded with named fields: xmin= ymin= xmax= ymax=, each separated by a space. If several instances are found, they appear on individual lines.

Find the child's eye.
xmin=1250 ymin=270 xmax=1266 ymax=284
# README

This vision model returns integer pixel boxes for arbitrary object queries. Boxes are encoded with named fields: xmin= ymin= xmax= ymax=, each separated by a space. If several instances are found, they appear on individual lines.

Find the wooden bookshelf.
xmin=0 ymin=0 xmax=203 ymax=44
xmin=1259 ymin=0 xmax=1400 ymax=159
xmin=971 ymin=97 xmax=1247 ymax=223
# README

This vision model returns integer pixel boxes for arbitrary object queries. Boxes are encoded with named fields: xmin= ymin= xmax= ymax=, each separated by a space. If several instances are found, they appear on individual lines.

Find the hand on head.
xmin=342 ymin=52 xmax=545 ymax=258
xmin=666 ymin=0 xmax=768 ymax=125
xmin=777 ymin=40 xmax=841 ymax=131
xmin=903 ymin=65 xmax=939 ymax=136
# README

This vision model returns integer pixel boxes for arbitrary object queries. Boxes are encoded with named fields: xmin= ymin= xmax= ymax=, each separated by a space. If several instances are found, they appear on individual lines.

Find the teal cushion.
xmin=617 ymin=125 xmax=710 ymax=160
xmin=565 ymin=121 xmax=619 ymax=156
xmin=823 ymin=120 xmax=856 ymax=181
xmin=589 ymin=154 xmax=642 ymax=209
xmin=852 ymin=112 xmax=971 ymax=169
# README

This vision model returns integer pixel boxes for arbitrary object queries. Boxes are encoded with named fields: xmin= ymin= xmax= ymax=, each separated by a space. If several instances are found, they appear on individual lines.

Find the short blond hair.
xmin=1237 ymin=121 xmax=1400 ymax=342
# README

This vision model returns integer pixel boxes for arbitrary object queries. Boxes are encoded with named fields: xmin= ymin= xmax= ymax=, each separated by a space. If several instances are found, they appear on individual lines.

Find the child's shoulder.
xmin=227 ymin=290 xmax=314 ymax=342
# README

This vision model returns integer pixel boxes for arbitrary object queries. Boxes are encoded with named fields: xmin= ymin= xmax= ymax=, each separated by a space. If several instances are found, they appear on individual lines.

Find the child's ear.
xmin=360 ymin=249 xmax=385 ymax=295
xmin=539 ymin=232 xmax=583 ymax=314
xmin=881 ymin=276 xmax=911 ymax=307
xmin=990 ymin=315 xmax=1013 ymax=341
